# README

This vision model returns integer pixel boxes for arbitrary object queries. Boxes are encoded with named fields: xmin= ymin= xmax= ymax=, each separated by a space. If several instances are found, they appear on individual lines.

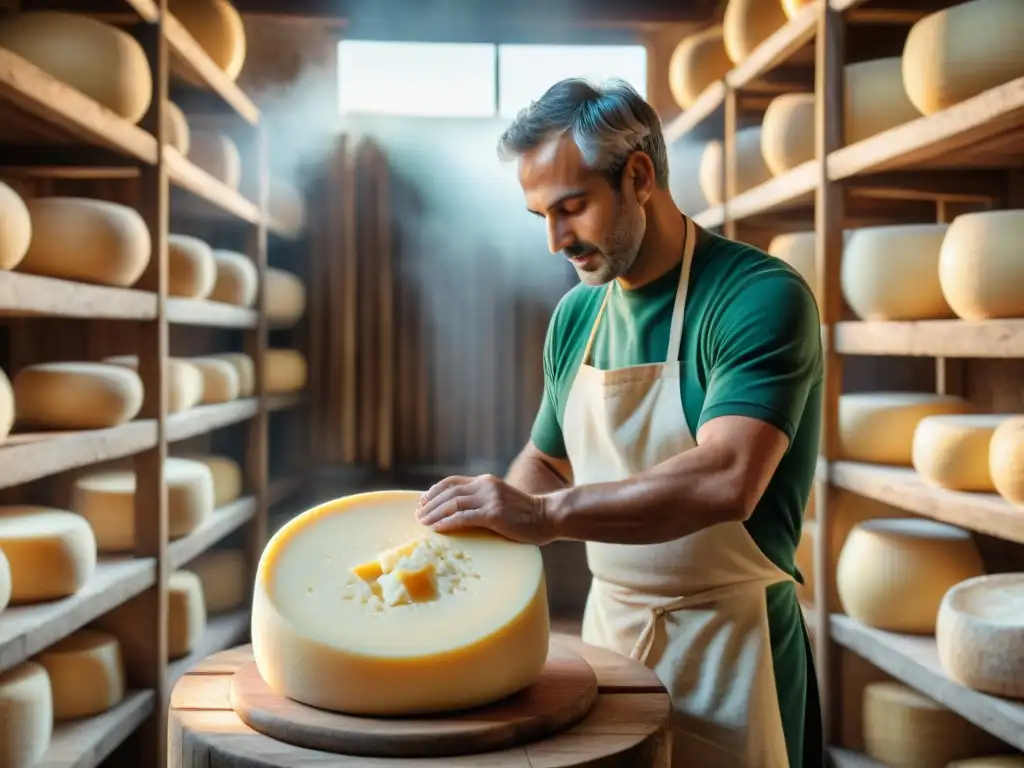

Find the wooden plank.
xmin=167 ymin=610 xmax=250 ymax=688
xmin=167 ymin=496 xmax=258 ymax=570
xmin=0 ymin=272 xmax=157 ymax=320
xmin=165 ymin=298 xmax=258 ymax=328
xmin=727 ymin=3 xmax=818 ymax=90
xmin=124 ymin=0 xmax=159 ymax=20
xmin=40 ymin=689 xmax=155 ymax=768
xmin=166 ymin=399 xmax=259 ymax=443
xmin=726 ymin=160 xmax=818 ymax=220
xmin=834 ymin=319 xmax=1024 ymax=357
xmin=692 ymin=205 xmax=725 ymax=228
xmin=165 ymin=147 xmax=260 ymax=223
xmin=664 ymin=81 xmax=726 ymax=143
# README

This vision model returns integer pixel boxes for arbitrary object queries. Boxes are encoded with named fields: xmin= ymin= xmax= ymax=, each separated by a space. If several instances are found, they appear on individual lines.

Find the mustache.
xmin=563 ymin=242 xmax=599 ymax=258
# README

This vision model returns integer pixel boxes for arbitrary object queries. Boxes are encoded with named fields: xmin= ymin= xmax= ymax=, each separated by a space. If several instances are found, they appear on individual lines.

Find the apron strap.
xmin=581 ymin=285 xmax=612 ymax=366
xmin=666 ymin=215 xmax=697 ymax=362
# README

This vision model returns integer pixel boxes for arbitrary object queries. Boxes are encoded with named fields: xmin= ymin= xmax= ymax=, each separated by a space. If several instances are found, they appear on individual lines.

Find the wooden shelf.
xmin=834 ymin=318 xmax=1024 ymax=357
xmin=692 ymin=206 xmax=725 ymax=229
xmin=726 ymin=3 xmax=818 ymax=91
xmin=168 ymin=496 xmax=258 ymax=570
xmin=664 ymin=81 xmax=726 ymax=143
xmin=123 ymin=0 xmax=159 ymax=21
xmin=167 ymin=609 xmax=250 ymax=688
xmin=165 ymin=148 xmax=260 ymax=224
xmin=166 ymin=399 xmax=260 ymax=443
xmin=166 ymin=298 xmax=258 ymax=329
xmin=0 ymin=272 xmax=158 ymax=320
xmin=42 ymin=689 xmax=155 ymax=768
xmin=727 ymin=161 xmax=818 ymax=220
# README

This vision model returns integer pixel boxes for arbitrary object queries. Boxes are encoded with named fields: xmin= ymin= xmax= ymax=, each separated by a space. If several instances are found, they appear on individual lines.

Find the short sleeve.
xmin=530 ymin=308 xmax=569 ymax=459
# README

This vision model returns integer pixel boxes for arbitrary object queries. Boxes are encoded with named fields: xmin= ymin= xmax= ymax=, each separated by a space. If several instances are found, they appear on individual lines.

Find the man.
xmin=416 ymin=77 xmax=823 ymax=768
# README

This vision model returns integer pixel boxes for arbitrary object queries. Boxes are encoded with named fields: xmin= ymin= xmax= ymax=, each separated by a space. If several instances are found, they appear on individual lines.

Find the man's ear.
xmin=625 ymin=152 xmax=656 ymax=205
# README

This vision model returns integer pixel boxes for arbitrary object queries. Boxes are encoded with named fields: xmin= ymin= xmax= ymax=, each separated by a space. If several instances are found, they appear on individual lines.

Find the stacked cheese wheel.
xmin=667 ymin=26 xmax=731 ymax=110
xmin=698 ymin=126 xmax=773 ymax=205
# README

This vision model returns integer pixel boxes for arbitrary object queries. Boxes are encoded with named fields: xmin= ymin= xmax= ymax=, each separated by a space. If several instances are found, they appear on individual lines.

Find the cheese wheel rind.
xmin=209 ymin=250 xmax=258 ymax=307
xmin=265 ymin=349 xmax=307 ymax=394
xmin=104 ymin=354 xmax=204 ymax=414
xmin=0 ymin=548 xmax=11 ymax=614
xmin=164 ymin=101 xmax=191 ymax=156
xmin=760 ymin=93 xmax=815 ymax=176
xmin=35 ymin=628 xmax=125 ymax=720
xmin=0 ymin=366 xmax=13 ymax=443
xmin=189 ymin=358 xmax=240 ymax=404
xmin=188 ymin=131 xmax=241 ymax=190
xmin=0 ymin=661 xmax=52 ymax=768
xmin=911 ymin=414 xmax=1012 ymax=492
xmin=169 ymin=0 xmax=247 ymax=82
xmin=191 ymin=549 xmax=247 ymax=613
xmin=844 ymin=57 xmax=922 ymax=145
xmin=667 ymin=26 xmax=732 ymax=109
xmin=938 ymin=209 xmax=1024 ymax=320
xmin=990 ymin=416 xmax=1024 ymax=506
xmin=768 ymin=231 xmax=817 ymax=305
xmin=168 ymin=234 xmax=216 ymax=299
xmin=722 ymin=0 xmax=789 ymax=64
xmin=0 ymin=507 xmax=98 ymax=603
xmin=266 ymin=268 xmax=307 ymax=328
xmin=175 ymin=454 xmax=242 ymax=507
xmin=698 ymin=127 xmax=772 ymax=205
xmin=0 ymin=181 xmax=31 ymax=271
xmin=12 ymin=361 xmax=144 ymax=430
xmin=209 ymin=352 xmax=254 ymax=398
xmin=669 ymin=140 xmax=711 ymax=216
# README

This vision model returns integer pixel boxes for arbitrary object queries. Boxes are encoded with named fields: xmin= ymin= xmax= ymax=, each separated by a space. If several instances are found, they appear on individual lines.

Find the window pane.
xmin=337 ymin=40 xmax=497 ymax=117
xmin=497 ymin=44 xmax=647 ymax=118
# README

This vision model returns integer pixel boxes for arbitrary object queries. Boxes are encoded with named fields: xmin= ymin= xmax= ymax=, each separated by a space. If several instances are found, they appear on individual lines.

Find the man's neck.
xmin=616 ymin=197 xmax=689 ymax=292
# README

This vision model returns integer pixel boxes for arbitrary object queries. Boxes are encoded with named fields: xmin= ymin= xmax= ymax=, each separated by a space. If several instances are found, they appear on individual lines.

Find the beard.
xmin=564 ymin=197 xmax=646 ymax=287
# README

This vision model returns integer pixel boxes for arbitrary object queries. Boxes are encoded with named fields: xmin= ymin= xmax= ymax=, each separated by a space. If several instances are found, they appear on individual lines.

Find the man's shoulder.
xmin=548 ymin=281 xmax=604 ymax=341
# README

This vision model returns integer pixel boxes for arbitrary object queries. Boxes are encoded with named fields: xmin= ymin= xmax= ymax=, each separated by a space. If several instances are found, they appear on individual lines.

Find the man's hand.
xmin=415 ymin=474 xmax=556 ymax=545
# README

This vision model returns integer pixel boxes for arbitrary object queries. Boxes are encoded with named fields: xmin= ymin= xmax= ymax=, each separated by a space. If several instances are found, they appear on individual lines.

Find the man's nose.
xmin=547 ymin=218 xmax=573 ymax=255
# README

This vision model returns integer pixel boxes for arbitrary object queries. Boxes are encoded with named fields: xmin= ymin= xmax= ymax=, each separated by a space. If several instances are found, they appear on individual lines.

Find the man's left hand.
xmin=415 ymin=474 xmax=556 ymax=545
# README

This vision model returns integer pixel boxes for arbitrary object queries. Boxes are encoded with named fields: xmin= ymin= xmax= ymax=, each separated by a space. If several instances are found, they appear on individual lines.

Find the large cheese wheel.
xmin=722 ymin=0 xmax=789 ymax=65
xmin=0 ymin=11 xmax=152 ymax=123
xmin=164 ymin=101 xmax=191 ymax=156
xmin=104 ymin=355 xmax=204 ymax=414
xmin=990 ymin=417 xmax=1024 ymax=506
xmin=13 ymin=362 xmax=143 ymax=430
xmin=266 ymin=268 xmax=306 ymax=328
xmin=0 ymin=507 xmax=97 ymax=603
xmin=265 ymin=349 xmax=307 ymax=394
xmin=191 ymin=549 xmax=246 ymax=613
xmin=209 ymin=352 xmax=254 ymax=397
xmin=902 ymin=0 xmax=1024 ymax=116
xmin=252 ymin=490 xmax=550 ymax=715
xmin=842 ymin=223 xmax=955 ymax=321
xmin=938 ymin=210 xmax=1024 ymax=320
xmin=188 ymin=132 xmax=241 ymax=190
xmin=35 ymin=629 xmax=125 ymax=720
xmin=667 ymin=26 xmax=732 ymax=109
xmin=912 ymin=414 xmax=1013 ymax=492
xmin=845 ymin=58 xmax=922 ymax=145
xmin=0 ymin=366 xmax=13 ymax=443
xmin=768 ymin=231 xmax=817 ymax=304
xmin=0 ymin=662 xmax=52 ymax=768
xmin=781 ymin=0 xmax=815 ymax=20
xmin=760 ymin=93 xmax=815 ymax=176
xmin=698 ymin=127 xmax=773 ymax=205
xmin=0 ymin=549 xmax=10 ymax=614
xmin=71 ymin=458 xmax=215 ymax=551
xmin=189 ymin=358 xmax=239 ymax=404
xmin=19 ymin=198 xmax=151 ymax=288
xmin=268 ymin=178 xmax=307 ymax=234
xmin=839 ymin=392 xmax=973 ymax=465
xmin=837 ymin=518 xmax=984 ymax=633
xmin=169 ymin=0 xmax=247 ymax=83
xmin=668 ymin=140 xmax=711 ymax=215
xmin=209 ymin=250 xmax=257 ymax=307
xmin=937 ymin=572 xmax=1024 ymax=699
xmin=168 ymin=234 xmax=216 ymax=299
xmin=0 ymin=181 xmax=31 ymax=271
xmin=175 ymin=453 xmax=242 ymax=506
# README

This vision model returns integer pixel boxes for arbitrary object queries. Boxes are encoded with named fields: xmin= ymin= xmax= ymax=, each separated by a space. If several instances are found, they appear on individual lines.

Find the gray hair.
xmin=497 ymin=78 xmax=669 ymax=189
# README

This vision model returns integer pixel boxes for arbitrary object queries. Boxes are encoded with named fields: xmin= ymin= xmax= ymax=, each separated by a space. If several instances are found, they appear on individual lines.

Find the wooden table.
xmin=169 ymin=632 xmax=672 ymax=767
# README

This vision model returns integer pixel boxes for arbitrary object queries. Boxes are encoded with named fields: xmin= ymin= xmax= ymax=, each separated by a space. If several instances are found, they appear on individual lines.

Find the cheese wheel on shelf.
xmin=252 ymin=490 xmax=550 ymax=715
xmin=0 ymin=11 xmax=152 ymax=123
xmin=0 ymin=366 xmax=13 ymax=443
xmin=164 ymin=100 xmax=191 ymax=156
xmin=667 ymin=26 xmax=732 ymax=110
xmin=13 ymin=361 xmax=144 ymax=430
xmin=795 ymin=520 xmax=815 ymax=604
xmin=0 ymin=507 xmax=97 ymax=603
xmin=266 ymin=267 xmax=307 ymax=328
xmin=836 ymin=518 xmax=985 ymax=634
xmin=669 ymin=140 xmax=711 ymax=215
xmin=168 ymin=234 xmax=216 ymax=299
xmin=191 ymin=549 xmax=247 ymax=613
xmin=19 ymin=198 xmax=151 ymax=287
xmin=760 ymin=93 xmax=815 ymax=176
xmin=71 ymin=458 xmax=215 ymax=551
xmin=722 ymin=0 xmax=789 ymax=65
xmin=0 ymin=180 xmax=31 ymax=271
xmin=209 ymin=352 xmax=254 ymax=397
xmin=937 ymin=572 xmax=1024 ymax=699
xmin=0 ymin=662 xmax=52 ymax=768
xmin=209 ymin=250 xmax=257 ymax=307
xmin=188 ymin=131 xmax=241 ymax=190
xmin=698 ymin=127 xmax=773 ymax=205
xmin=0 ymin=548 xmax=11 ymax=614
xmin=104 ymin=354 xmax=204 ymax=414
xmin=912 ymin=414 xmax=1013 ymax=492
xmin=175 ymin=453 xmax=242 ymax=507
xmin=266 ymin=349 xmax=307 ymax=394
xmin=34 ymin=628 xmax=125 ymax=720
xmin=902 ymin=0 xmax=1024 ymax=116
xmin=938 ymin=210 xmax=1024 ymax=320
xmin=990 ymin=416 xmax=1024 ymax=506
xmin=188 ymin=358 xmax=239 ymax=404
xmin=768 ymin=231 xmax=817 ymax=304
xmin=845 ymin=58 xmax=923 ymax=145
xmin=169 ymin=0 xmax=247 ymax=83
xmin=268 ymin=178 xmax=307 ymax=235
xmin=782 ymin=0 xmax=815 ymax=20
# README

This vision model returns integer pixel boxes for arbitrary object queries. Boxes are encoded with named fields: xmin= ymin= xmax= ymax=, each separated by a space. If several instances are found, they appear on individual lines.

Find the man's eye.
xmin=562 ymin=200 xmax=584 ymax=216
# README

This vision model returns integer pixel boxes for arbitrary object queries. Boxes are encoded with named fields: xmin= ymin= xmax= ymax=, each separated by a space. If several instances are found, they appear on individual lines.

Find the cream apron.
xmin=565 ymin=218 xmax=795 ymax=768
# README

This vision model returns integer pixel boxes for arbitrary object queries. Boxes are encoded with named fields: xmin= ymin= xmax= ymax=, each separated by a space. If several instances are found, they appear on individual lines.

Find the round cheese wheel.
xmin=164 ymin=100 xmax=191 ymax=156
xmin=266 ymin=349 xmax=307 ymax=394
xmin=71 ymin=458 xmax=215 ymax=551
xmin=842 ymin=223 xmax=955 ymax=321
xmin=845 ymin=57 xmax=922 ymax=145
xmin=990 ymin=416 xmax=1024 ymax=505
xmin=268 ymin=178 xmax=307 ymax=234
xmin=667 ymin=26 xmax=732 ymax=109
xmin=912 ymin=414 xmax=1013 ymax=492
xmin=937 ymin=572 xmax=1024 ymax=699
xmin=839 ymin=392 xmax=973 ymax=466
xmin=0 ymin=548 xmax=11 ymax=614
xmin=252 ymin=490 xmax=549 ymax=715
xmin=938 ymin=209 xmax=1024 ymax=320
xmin=169 ymin=0 xmax=247 ymax=83
xmin=103 ymin=354 xmax=204 ymax=414
xmin=191 ymin=549 xmax=246 ymax=613
xmin=0 ymin=11 xmax=152 ymax=123
xmin=35 ymin=629 xmax=125 ymax=720
xmin=176 ymin=453 xmax=242 ymax=506
xmin=722 ymin=0 xmax=789 ymax=65
xmin=782 ymin=0 xmax=815 ymax=20
xmin=669 ymin=140 xmax=711 ymax=215
xmin=13 ymin=362 xmax=144 ymax=430
xmin=0 ymin=366 xmax=13 ymax=443
xmin=760 ymin=93 xmax=815 ymax=176
xmin=168 ymin=234 xmax=216 ymax=299
xmin=768 ymin=231 xmax=817 ymax=304
xmin=19 ymin=198 xmax=151 ymax=287
xmin=795 ymin=520 xmax=815 ymax=604
xmin=0 ymin=181 xmax=31 ymax=271
xmin=209 ymin=250 xmax=257 ymax=307
xmin=0 ymin=506 xmax=97 ymax=603
xmin=209 ymin=352 xmax=254 ymax=398
xmin=902 ymin=0 xmax=1024 ymax=116
xmin=266 ymin=267 xmax=306 ymax=328
xmin=837 ymin=518 xmax=985 ymax=633
xmin=0 ymin=662 xmax=52 ymax=768
xmin=189 ymin=358 xmax=239 ymax=404
xmin=698 ymin=127 xmax=773 ymax=205
xmin=188 ymin=131 xmax=241 ymax=190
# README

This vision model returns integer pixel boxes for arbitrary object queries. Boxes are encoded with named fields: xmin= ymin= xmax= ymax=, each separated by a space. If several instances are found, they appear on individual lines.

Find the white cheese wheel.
xmin=948 ymin=758 xmax=1024 ymax=767
xmin=698 ymin=127 xmax=773 ymax=205
xmin=938 ymin=210 xmax=1024 ymax=320
xmin=669 ymin=140 xmax=711 ymax=215
xmin=35 ymin=628 xmax=125 ymax=720
xmin=768 ymin=231 xmax=817 ymax=305
xmin=912 ymin=414 xmax=1013 ymax=492
xmin=0 ymin=548 xmax=11 ymax=614
xmin=104 ymin=354 xmax=204 ymax=414
xmin=13 ymin=361 xmax=144 ymax=430
xmin=266 ymin=268 xmax=307 ymax=328
xmin=191 ymin=549 xmax=247 ymax=613
xmin=0 ymin=662 xmax=52 ymax=768
xmin=188 ymin=358 xmax=239 ymax=404
xmin=0 ymin=181 xmax=31 ymax=271
xmin=266 ymin=349 xmax=307 ymax=394
xmin=164 ymin=100 xmax=191 ymax=156
xmin=169 ymin=0 xmax=247 ymax=83
xmin=268 ymin=178 xmax=307 ymax=234
xmin=837 ymin=518 xmax=985 ymax=633
xmin=188 ymin=131 xmax=241 ymax=190
xmin=722 ymin=0 xmax=789 ymax=65
xmin=19 ymin=198 xmax=151 ymax=287
xmin=252 ymin=490 xmax=550 ymax=715
xmin=845 ymin=58 xmax=923 ymax=145
xmin=209 ymin=352 xmax=254 ymax=398
xmin=902 ymin=0 xmax=1024 ymax=116
xmin=842 ymin=223 xmax=955 ymax=321
xmin=168 ymin=234 xmax=216 ymax=299
xmin=175 ymin=453 xmax=242 ymax=507
xmin=0 ymin=366 xmax=13 ymax=443
xmin=71 ymin=458 xmax=215 ymax=551
xmin=0 ymin=11 xmax=152 ymax=123
xmin=990 ymin=416 xmax=1024 ymax=506
xmin=667 ymin=26 xmax=732 ymax=109
xmin=209 ymin=250 xmax=257 ymax=307
xmin=760 ymin=93 xmax=815 ymax=176
xmin=782 ymin=0 xmax=815 ymax=20
xmin=795 ymin=520 xmax=815 ymax=604
xmin=0 ymin=507 xmax=97 ymax=603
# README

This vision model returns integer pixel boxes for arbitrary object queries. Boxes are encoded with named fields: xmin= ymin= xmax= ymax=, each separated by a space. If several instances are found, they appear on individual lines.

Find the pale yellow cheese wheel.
xmin=902 ymin=0 xmax=1024 ymax=116
xmin=266 ymin=349 xmax=307 ymax=394
xmin=169 ymin=0 xmax=247 ymax=83
xmin=0 ymin=506 xmax=97 ymax=604
xmin=912 ymin=414 xmax=1013 ymax=492
xmin=760 ymin=93 xmax=815 ymax=176
xmin=698 ymin=127 xmax=773 ymax=204
xmin=188 ymin=131 xmax=241 ymax=190
xmin=189 ymin=358 xmax=239 ymax=404
xmin=938 ymin=210 xmax=1024 ymax=320
xmin=667 ymin=26 xmax=732 ymax=109
xmin=844 ymin=58 xmax=923 ymax=145
xmin=0 ymin=181 xmax=31 ymax=271
xmin=13 ymin=362 xmax=144 ymax=430
xmin=0 ymin=367 xmax=13 ymax=443
xmin=168 ymin=234 xmax=216 ymax=299
xmin=0 ymin=549 xmax=10 ymax=614
xmin=209 ymin=352 xmax=254 ymax=397
xmin=0 ymin=11 xmax=152 ymax=123
xmin=266 ymin=267 xmax=307 ymax=328
xmin=668 ymin=140 xmax=711 ymax=215
xmin=990 ymin=416 xmax=1024 ymax=506
xmin=782 ymin=0 xmax=815 ymax=20
xmin=190 ymin=549 xmax=247 ymax=613
xmin=209 ymin=250 xmax=258 ymax=307
xmin=0 ymin=662 xmax=52 ymax=768
xmin=175 ymin=453 xmax=242 ymax=506
xmin=164 ymin=101 xmax=191 ymax=156
xmin=35 ymin=629 xmax=125 ymax=720
xmin=103 ymin=354 xmax=204 ymax=414
xmin=722 ymin=0 xmax=789 ymax=65
xmin=268 ymin=178 xmax=307 ymax=234
xmin=767 ymin=231 xmax=817 ymax=304
xmin=842 ymin=223 xmax=955 ymax=321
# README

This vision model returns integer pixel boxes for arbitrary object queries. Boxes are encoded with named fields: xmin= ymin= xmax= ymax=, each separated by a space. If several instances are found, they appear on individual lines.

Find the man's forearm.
xmin=506 ymin=451 xmax=571 ymax=495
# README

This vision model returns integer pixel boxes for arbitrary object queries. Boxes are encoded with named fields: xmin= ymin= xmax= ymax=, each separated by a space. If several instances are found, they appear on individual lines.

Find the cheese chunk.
xmin=168 ymin=234 xmax=216 ymax=299
xmin=0 ymin=180 xmax=31 ymax=271
xmin=0 ymin=662 xmax=52 ymax=768
xmin=169 ymin=0 xmax=247 ymax=83
xmin=175 ymin=453 xmax=242 ymax=507
xmin=252 ymin=489 xmax=550 ymax=715
xmin=939 ymin=210 xmax=1024 ymax=320
xmin=164 ymin=100 xmax=191 ymax=156
xmin=209 ymin=250 xmax=257 ymax=307
xmin=0 ymin=366 xmax=13 ymax=443
xmin=0 ymin=507 xmax=97 ymax=603
xmin=668 ymin=26 xmax=732 ymax=109
xmin=104 ymin=354 xmax=204 ymax=414
xmin=722 ymin=0 xmax=788 ymax=64
xmin=844 ymin=57 xmax=923 ymax=146
xmin=268 ymin=178 xmax=307 ymax=235
xmin=837 ymin=518 xmax=985 ymax=633
xmin=19 ymin=198 xmax=151 ymax=287
xmin=0 ymin=11 xmax=152 ymax=123
xmin=35 ymin=629 xmax=125 ymax=720
xmin=190 ymin=549 xmax=247 ymax=613
xmin=209 ymin=352 xmax=254 ymax=398
xmin=265 ymin=349 xmax=307 ymax=394
xmin=266 ymin=267 xmax=307 ymax=328
xmin=188 ymin=131 xmax=241 ymax=190
xmin=912 ymin=414 xmax=1012 ymax=492
xmin=902 ymin=0 xmax=1024 ymax=115
xmin=699 ymin=127 xmax=773 ymax=205
xmin=937 ymin=572 xmax=1024 ymax=699
xmin=13 ymin=361 xmax=144 ymax=430
xmin=0 ymin=548 xmax=11 ymax=614
xmin=669 ymin=140 xmax=711 ymax=215
xmin=990 ymin=417 xmax=1024 ymax=506
xmin=760 ymin=93 xmax=815 ymax=176
xmin=188 ymin=358 xmax=239 ymax=404
xmin=71 ymin=458 xmax=215 ymax=551
xmin=840 ymin=392 xmax=973 ymax=465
